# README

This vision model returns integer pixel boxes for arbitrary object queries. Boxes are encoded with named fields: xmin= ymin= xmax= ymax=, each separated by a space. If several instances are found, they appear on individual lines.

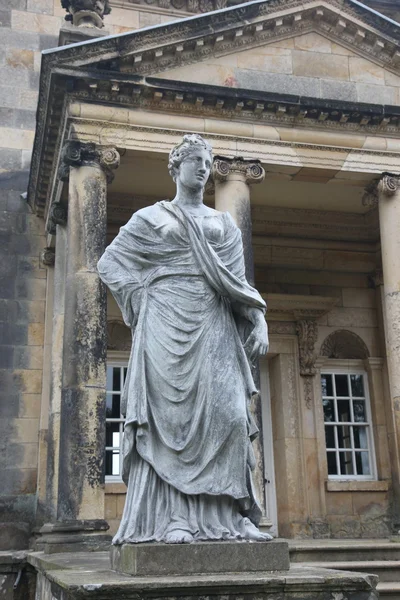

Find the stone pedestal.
xmin=28 ymin=548 xmax=378 ymax=600
xmin=111 ymin=541 xmax=290 ymax=576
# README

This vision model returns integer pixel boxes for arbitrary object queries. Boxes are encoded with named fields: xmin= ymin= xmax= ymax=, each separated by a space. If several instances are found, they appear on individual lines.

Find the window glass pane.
xmin=113 ymin=367 xmax=121 ymax=391
xmin=106 ymin=422 xmax=120 ymax=447
xmin=353 ymin=400 xmax=366 ymax=423
xmin=327 ymin=452 xmax=337 ymax=475
xmin=337 ymin=425 xmax=351 ymax=449
xmin=350 ymin=374 xmax=364 ymax=397
xmin=323 ymin=399 xmax=335 ymax=422
xmin=353 ymin=426 xmax=368 ymax=449
xmin=321 ymin=374 xmax=333 ymax=397
xmin=337 ymin=399 xmax=350 ymax=422
xmin=123 ymin=368 xmax=128 ymax=382
xmin=335 ymin=374 xmax=349 ymax=397
xmin=339 ymin=451 xmax=354 ymax=475
xmin=325 ymin=425 xmax=335 ymax=448
xmin=355 ymin=451 xmax=370 ymax=475
xmin=105 ymin=449 xmax=120 ymax=476
xmin=106 ymin=393 xmax=121 ymax=418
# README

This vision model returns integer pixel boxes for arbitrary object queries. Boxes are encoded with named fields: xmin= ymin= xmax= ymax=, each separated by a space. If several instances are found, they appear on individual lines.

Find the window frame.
xmin=319 ymin=361 xmax=377 ymax=482
xmin=105 ymin=351 xmax=129 ymax=483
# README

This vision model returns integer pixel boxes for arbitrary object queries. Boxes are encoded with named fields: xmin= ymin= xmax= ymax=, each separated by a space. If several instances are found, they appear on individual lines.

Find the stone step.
xmin=290 ymin=540 xmax=400 ymax=563
xmin=298 ymin=561 xmax=400 ymax=582
xmin=377 ymin=582 xmax=400 ymax=598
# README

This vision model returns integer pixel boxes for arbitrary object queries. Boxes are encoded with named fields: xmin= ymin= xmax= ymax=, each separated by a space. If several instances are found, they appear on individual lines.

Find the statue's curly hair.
xmin=168 ymin=134 xmax=212 ymax=182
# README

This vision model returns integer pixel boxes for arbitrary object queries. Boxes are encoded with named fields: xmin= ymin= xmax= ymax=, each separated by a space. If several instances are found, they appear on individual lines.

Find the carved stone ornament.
xmin=296 ymin=319 xmax=318 ymax=377
xmin=61 ymin=0 xmax=111 ymax=28
xmin=46 ymin=203 xmax=68 ymax=235
xmin=378 ymin=173 xmax=400 ymax=197
xmin=296 ymin=319 xmax=318 ymax=410
xmin=59 ymin=141 xmax=120 ymax=184
xmin=41 ymin=247 xmax=56 ymax=267
xmin=212 ymin=156 xmax=265 ymax=186
xmin=320 ymin=330 xmax=369 ymax=360
xmin=362 ymin=179 xmax=379 ymax=208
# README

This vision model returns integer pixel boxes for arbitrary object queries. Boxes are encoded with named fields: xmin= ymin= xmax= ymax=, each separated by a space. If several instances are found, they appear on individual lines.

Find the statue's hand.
xmin=244 ymin=316 xmax=269 ymax=363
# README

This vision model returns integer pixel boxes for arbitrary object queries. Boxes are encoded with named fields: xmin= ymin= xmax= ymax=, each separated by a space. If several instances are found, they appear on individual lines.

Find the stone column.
xmin=376 ymin=173 xmax=400 ymax=525
xmin=212 ymin=156 xmax=266 ymax=518
xmin=40 ymin=141 xmax=120 ymax=552
xmin=212 ymin=157 xmax=265 ymax=286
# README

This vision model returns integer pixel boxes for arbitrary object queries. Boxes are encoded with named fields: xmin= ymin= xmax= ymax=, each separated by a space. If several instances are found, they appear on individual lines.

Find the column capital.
xmin=46 ymin=203 xmax=68 ymax=235
xmin=362 ymin=173 xmax=400 ymax=207
xmin=212 ymin=156 xmax=265 ymax=186
xmin=378 ymin=173 xmax=400 ymax=197
xmin=59 ymin=141 xmax=120 ymax=184
xmin=61 ymin=0 xmax=111 ymax=28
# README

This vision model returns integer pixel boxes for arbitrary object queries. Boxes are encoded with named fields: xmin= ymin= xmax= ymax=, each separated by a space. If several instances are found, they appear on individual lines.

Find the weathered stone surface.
xmin=111 ymin=541 xmax=290 ymax=576
xmin=29 ymin=550 xmax=379 ymax=600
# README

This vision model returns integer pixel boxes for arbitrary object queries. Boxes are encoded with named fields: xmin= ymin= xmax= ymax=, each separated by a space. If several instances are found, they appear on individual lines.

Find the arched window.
xmin=319 ymin=331 xmax=376 ymax=480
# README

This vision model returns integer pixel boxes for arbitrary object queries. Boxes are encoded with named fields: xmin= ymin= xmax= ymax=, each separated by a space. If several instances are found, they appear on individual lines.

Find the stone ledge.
xmin=110 ymin=540 xmax=290 ymax=576
xmin=28 ymin=550 xmax=378 ymax=600
xmin=326 ymin=480 xmax=390 ymax=492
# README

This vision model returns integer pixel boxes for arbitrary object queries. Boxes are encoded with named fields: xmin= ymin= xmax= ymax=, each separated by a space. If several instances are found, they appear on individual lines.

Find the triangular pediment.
xmin=153 ymin=31 xmax=400 ymax=103
xmin=46 ymin=0 xmax=400 ymax=81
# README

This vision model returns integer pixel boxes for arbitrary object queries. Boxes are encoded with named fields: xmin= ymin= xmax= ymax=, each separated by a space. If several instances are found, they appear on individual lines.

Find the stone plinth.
xmin=110 ymin=541 xmax=290 ymax=576
xmin=28 ymin=549 xmax=378 ymax=600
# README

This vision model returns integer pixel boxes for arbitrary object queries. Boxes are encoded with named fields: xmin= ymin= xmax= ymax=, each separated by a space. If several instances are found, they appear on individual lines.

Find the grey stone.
xmin=111 ymin=540 xmax=290 ymax=576
xmin=0 ymin=346 xmax=15 ymax=369
xmin=320 ymin=79 xmax=358 ymax=103
xmin=38 ymin=34 xmax=58 ymax=51
xmin=0 ymin=323 xmax=26 ymax=345
xmin=0 ymin=149 xmax=22 ymax=171
xmin=98 ymin=135 xmax=269 ymax=545
xmin=0 ymin=0 xmax=27 ymax=8
xmin=234 ymin=69 xmax=321 ymax=97
xmin=0 ymin=11 xmax=11 ymax=28
xmin=28 ymin=550 xmax=379 ymax=600
xmin=357 ymin=83 xmax=397 ymax=105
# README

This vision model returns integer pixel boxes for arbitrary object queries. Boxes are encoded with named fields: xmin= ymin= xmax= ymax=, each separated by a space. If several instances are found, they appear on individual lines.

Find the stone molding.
xmin=362 ymin=173 xmax=400 ymax=208
xmin=113 ymin=0 xmax=228 ymax=14
xmin=59 ymin=141 xmax=120 ymax=184
xmin=46 ymin=203 xmax=68 ymax=235
xmin=61 ymin=0 xmax=111 ymax=28
xmin=320 ymin=330 xmax=370 ymax=360
xmin=264 ymin=293 xmax=339 ymax=322
xmin=296 ymin=319 xmax=318 ymax=410
xmin=212 ymin=156 xmax=265 ymax=186
xmin=41 ymin=247 xmax=56 ymax=267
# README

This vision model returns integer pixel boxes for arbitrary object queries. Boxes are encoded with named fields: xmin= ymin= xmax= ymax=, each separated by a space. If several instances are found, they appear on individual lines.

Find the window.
xmin=105 ymin=363 xmax=127 ymax=481
xmin=321 ymin=371 xmax=376 ymax=480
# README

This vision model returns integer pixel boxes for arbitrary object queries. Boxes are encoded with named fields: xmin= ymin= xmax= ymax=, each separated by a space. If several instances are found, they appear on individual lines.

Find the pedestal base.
xmin=111 ymin=540 xmax=290 ymax=576
xmin=36 ymin=520 xmax=111 ymax=554
xmin=29 ymin=549 xmax=378 ymax=600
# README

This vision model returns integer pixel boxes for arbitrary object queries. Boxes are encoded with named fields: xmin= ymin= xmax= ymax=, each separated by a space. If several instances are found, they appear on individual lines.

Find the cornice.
xmin=263 ymin=293 xmax=339 ymax=321
xmin=28 ymin=0 xmax=400 ymax=216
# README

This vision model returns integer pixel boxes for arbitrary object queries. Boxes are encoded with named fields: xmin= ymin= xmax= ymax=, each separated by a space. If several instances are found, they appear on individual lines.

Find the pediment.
xmin=47 ymin=0 xmax=400 ymax=81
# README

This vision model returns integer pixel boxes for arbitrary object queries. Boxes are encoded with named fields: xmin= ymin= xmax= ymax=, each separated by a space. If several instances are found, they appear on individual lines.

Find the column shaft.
xmin=378 ymin=174 xmax=400 ymax=522
xmin=58 ymin=164 xmax=108 ymax=522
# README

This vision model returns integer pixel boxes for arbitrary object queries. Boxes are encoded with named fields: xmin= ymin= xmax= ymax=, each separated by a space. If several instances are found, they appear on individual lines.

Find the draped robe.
xmin=97 ymin=201 xmax=267 ymax=543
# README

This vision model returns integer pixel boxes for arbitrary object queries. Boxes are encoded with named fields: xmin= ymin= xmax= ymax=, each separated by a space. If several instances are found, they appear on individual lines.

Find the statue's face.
xmin=177 ymin=147 xmax=212 ymax=190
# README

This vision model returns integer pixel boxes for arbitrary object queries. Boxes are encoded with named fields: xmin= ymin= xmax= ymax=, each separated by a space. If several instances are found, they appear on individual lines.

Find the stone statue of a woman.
xmin=98 ymin=134 xmax=271 ymax=544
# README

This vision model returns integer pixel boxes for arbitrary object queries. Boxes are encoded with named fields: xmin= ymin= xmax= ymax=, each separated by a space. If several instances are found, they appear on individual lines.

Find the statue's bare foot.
xmin=243 ymin=519 xmax=273 ymax=541
xmin=165 ymin=529 xmax=194 ymax=544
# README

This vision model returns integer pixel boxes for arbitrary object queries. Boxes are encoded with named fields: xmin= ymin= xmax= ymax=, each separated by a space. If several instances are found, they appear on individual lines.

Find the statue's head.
xmin=168 ymin=134 xmax=213 ymax=189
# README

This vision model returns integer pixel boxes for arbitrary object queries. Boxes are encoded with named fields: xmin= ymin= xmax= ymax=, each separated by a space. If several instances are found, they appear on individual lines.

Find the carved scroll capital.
xmin=41 ymin=247 xmax=56 ymax=267
xmin=296 ymin=319 xmax=318 ymax=377
xmin=212 ymin=156 xmax=265 ymax=186
xmin=61 ymin=0 xmax=111 ymax=28
xmin=46 ymin=203 xmax=68 ymax=235
xmin=59 ymin=141 xmax=120 ymax=184
xmin=378 ymin=173 xmax=400 ymax=197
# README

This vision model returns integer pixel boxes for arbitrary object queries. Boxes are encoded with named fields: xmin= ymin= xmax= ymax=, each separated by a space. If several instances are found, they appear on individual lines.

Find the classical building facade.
xmin=1 ymin=0 xmax=400 ymax=579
